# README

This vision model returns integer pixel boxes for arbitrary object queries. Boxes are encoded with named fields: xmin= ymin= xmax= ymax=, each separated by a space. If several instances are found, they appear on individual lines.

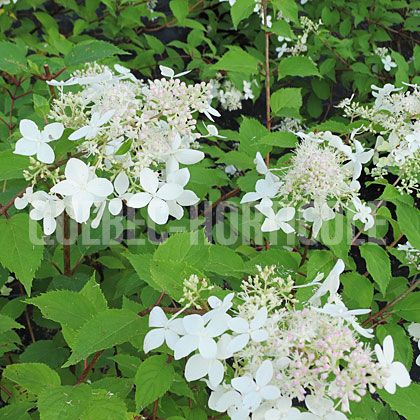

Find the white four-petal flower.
xmin=68 ymin=110 xmax=115 ymax=140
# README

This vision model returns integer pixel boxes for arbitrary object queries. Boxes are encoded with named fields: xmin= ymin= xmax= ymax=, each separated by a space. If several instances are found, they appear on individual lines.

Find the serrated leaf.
xmin=0 ymin=214 xmax=44 ymax=296
xmin=63 ymin=309 xmax=145 ymax=366
xmin=378 ymin=383 xmax=420 ymax=420
xmin=396 ymin=202 xmax=420 ymax=250
xmin=231 ymin=0 xmax=255 ymax=29
xmin=65 ymin=40 xmax=128 ymax=66
xmin=257 ymin=132 xmax=298 ymax=148
xmin=3 ymin=363 xmax=61 ymax=395
xmin=135 ymin=355 xmax=174 ymax=410
xmin=393 ymin=292 xmax=420 ymax=322
xmin=29 ymin=290 xmax=99 ymax=330
xmin=213 ymin=46 xmax=260 ymax=75
xmin=0 ymin=151 xmax=30 ymax=181
xmin=80 ymin=388 xmax=127 ymax=420
xmin=0 ymin=313 xmax=23 ymax=334
xmin=0 ymin=41 xmax=27 ymax=74
xmin=271 ymin=88 xmax=302 ymax=118
xmin=277 ymin=56 xmax=319 ymax=78
xmin=170 ymin=0 xmax=188 ymax=23
xmin=20 ymin=340 xmax=69 ymax=369
xmin=360 ymin=243 xmax=391 ymax=296
xmin=80 ymin=275 xmax=108 ymax=313
xmin=38 ymin=384 xmax=92 ymax=420
xmin=205 ymin=245 xmax=244 ymax=277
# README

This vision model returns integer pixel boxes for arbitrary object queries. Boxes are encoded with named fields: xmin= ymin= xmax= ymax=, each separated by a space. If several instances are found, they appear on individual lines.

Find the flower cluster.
xmin=143 ymin=264 xmax=411 ymax=419
xmin=210 ymin=73 xmax=255 ymax=111
xmin=13 ymin=63 xmax=220 ymax=233
xmin=241 ymin=131 xmax=374 ymax=238
xmin=397 ymin=242 xmax=420 ymax=269
xmin=339 ymin=83 xmax=420 ymax=195
xmin=374 ymin=47 xmax=397 ymax=72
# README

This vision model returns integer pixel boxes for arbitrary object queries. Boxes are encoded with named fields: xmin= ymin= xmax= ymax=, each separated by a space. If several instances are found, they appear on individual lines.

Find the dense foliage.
xmin=0 ymin=0 xmax=420 ymax=419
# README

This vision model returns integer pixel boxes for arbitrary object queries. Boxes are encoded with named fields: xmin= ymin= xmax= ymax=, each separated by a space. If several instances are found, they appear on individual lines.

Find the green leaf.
xmin=257 ymin=132 xmax=298 ymax=148
xmin=271 ymin=88 xmax=302 ymax=118
xmin=0 ymin=41 xmax=27 ymax=74
xmin=135 ymin=355 xmax=175 ymax=411
xmin=341 ymin=272 xmax=374 ymax=308
xmin=213 ymin=46 xmax=260 ymax=75
xmin=38 ymin=384 xmax=92 ymax=420
xmin=396 ymin=202 xmax=420 ymax=250
xmin=20 ymin=340 xmax=69 ymax=369
xmin=63 ymin=309 xmax=145 ymax=366
xmin=0 ymin=151 xmax=30 ymax=181
xmin=65 ymin=40 xmax=128 ymax=67
xmin=0 ymin=214 xmax=44 ymax=295
xmin=393 ymin=292 xmax=420 ymax=322
xmin=29 ymin=290 xmax=99 ymax=330
xmin=205 ymin=245 xmax=244 ymax=277
xmin=80 ymin=388 xmax=127 ymax=420
xmin=378 ymin=383 xmax=420 ymax=420
xmin=170 ymin=0 xmax=189 ymax=23
xmin=0 ymin=402 xmax=32 ymax=420
xmin=216 ymin=151 xmax=254 ymax=170
xmin=3 ymin=363 xmax=61 ymax=395
xmin=360 ymin=243 xmax=391 ymax=296
xmin=231 ymin=0 xmax=255 ymax=29
xmin=272 ymin=0 xmax=298 ymax=22
xmin=277 ymin=56 xmax=319 ymax=79
xmin=0 ymin=313 xmax=23 ymax=334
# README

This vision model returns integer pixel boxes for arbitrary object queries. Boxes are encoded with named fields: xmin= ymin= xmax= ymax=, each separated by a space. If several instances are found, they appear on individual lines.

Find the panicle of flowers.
xmin=397 ymin=241 xmax=420 ymax=269
xmin=339 ymin=83 xmax=420 ymax=195
xmin=13 ymin=62 xmax=220 ymax=233
xmin=241 ymin=131 xmax=374 ymax=238
xmin=210 ymin=73 xmax=255 ymax=111
xmin=143 ymin=264 xmax=410 ymax=419
xmin=178 ymin=274 xmax=214 ymax=309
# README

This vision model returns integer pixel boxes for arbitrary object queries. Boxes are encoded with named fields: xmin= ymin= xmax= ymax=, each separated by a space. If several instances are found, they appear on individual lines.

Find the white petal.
xmin=276 ymin=207 xmax=295 ymax=222
xmin=243 ymin=391 xmax=262 ymax=411
xmin=140 ymin=168 xmax=159 ymax=193
xmin=167 ymin=200 xmax=184 ymax=219
xmin=43 ymin=216 xmax=57 ymax=235
xmin=185 ymin=354 xmax=210 ymax=381
xmin=260 ymin=385 xmax=280 ymax=401
xmin=383 ymin=335 xmax=395 ymax=366
xmin=20 ymin=119 xmax=39 ymax=140
xmin=160 ymin=65 xmax=175 ymax=77
xmin=228 ymin=333 xmax=249 ymax=353
xmin=208 ymin=360 xmax=225 ymax=387
xmin=143 ymin=329 xmax=165 ymax=353
xmin=174 ymin=335 xmax=198 ymax=359
xmin=256 ymin=360 xmax=273 ymax=387
xmin=231 ymin=376 xmax=255 ymax=395
xmin=14 ymin=138 xmax=37 ymax=156
xmin=250 ymin=307 xmax=267 ymax=330
xmin=109 ymin=198 xmax=123 ymax=215
xmin=87 ymin=178 xmax=113 ymax=198
xmin=164 ymin=329 xmax=180 ymax=350
xmin=37 ymin=142 xmax=55 ymax=164
xmin=261 ymin=218 xmax=281 ymax=232
xmin=167 ymin=168 xmax=190 ymax=186
xmin=251 ymin=329 xmax=268 ymax=342
xmin=127 ymin=192 xmax=151 ymax=208
xmin=68 ymin=125 xmax=91 ymax=141
xmin=71 ymin=190 xmax=93 ymax=223
xmin=42 ymin=122 xmax=64 ymax=141
xmin=14 ymin=196 xmax=28 ymax=210
xmin=175 ymin=149 xmax=205 ymax=165
xmin=183 ymin=314 xmax=204 ymax=334
xmin=51 ymin=180 xmax=77 ymax=196
xmin=65 ymin=158 xmax=89 ymax=185
xmin=229 ymin=317 xmax=249 ymax=334
xmin=177 ymin=190 xmax=199 ymax=206
xmin=97 ymin=109 xmax=115 ymax=126
xmin=391 ymin=361 xmax=411 ymax=388
xmin=198 ymin=336 xmax=217 ymax=359
xmin=149 ymin=306 xmax=168 ymax=327
xmin=148 ymin=197 xmax=169 ymax=224
xmin=279 ymin=222 xmax=295 ymax=234
xmin=241 ymin=192 xmax=262 ymax=204
xmin=156 ymin=183 xmax=183 ymax=200
xmin=114 ymin=172 xmax=129 ymax=195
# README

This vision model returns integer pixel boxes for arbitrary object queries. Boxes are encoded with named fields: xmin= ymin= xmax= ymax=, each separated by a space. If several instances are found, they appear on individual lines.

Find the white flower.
xmin=225 ymin=165 xmax=237 ymax=175
xmin=381 ymin=55 xmax=397 ymax=72
xmin=241 ymin=175 xmax=282 ymax=208
xmin=14 ymin=187 xmax=37 ymax=210
xmin=203 ymin=124 xmax=226 ymax=138
xmin=163 ymin=133 xmax=205 ymax=173
xmin=14 ymin=120 xmax=64 ymax=164
xmin=314 ymin=302 xmax=374 ymax=338
xmin=254 ymin=152 xmax=279 ymax=183
xmin=29 ymin=194 xmax=65 ymax=235
xmin=165 ymin=168 xmax=199 ymax=220
xmin=231 ymin=360 xmax=280 ymax=411
xmin=143 ymin=306 xmax=185 ymax=353
xmin=68 ymin=110 xmax=115 ymax=140
xmin=300 ymin=395 xmax=347 ymax=420
xmin=174 ymin=313 xmax=229 ymax=360
xmin=109 ymin=172 xmax=133 ymax=216
xmin=184 ymin=333 xmax=232 ymax=386
xmin=352 ymin=197 xmax=374 ymax=230
xmin=255 ymin=205 xmax=295 ymax=234
xmin=276 ymin=43 xmax=288 ymax=58
xmin=342 ymin=140 xmax=374 ymax=181
xmin=228 ymin=307 xmax=268 ymax=353
xmin=159 ymin=65 xmax=191 ymax=78
xmin=243 ymin=81 xmax=254 ymax=100
xmin=375 ymin=335 xmax=411 ymax=394
xmin=308 ymin=259 xmax=345 ymax=306
xmin=302 ymin=200 xmax=335 ymax=238
xmin=113 ymin=64 xmax=137 ymax=82
xmin=51 ymin=158 xmax=114 ymax=223
xmin=127 ymin=168 xmax=183 ymax=225
xmin=253 ymin=397 xmax=301 ymax=420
